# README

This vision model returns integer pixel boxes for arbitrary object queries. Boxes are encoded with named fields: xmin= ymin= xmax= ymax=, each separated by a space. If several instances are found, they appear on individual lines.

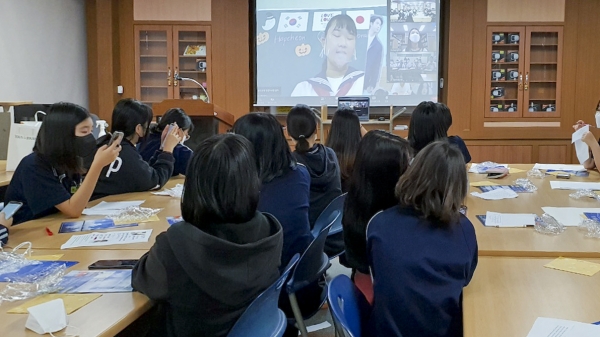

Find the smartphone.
xmin=556 ymin=173 xmax=571 ymax=179
xmin=160 ymin=123 xmax=175 ymax=149
xmin=88 ymin=259 xmax=138 ymax=270
xmin=0 ymin=201 xmax=23 ymax=220
xmin=108 ymin=131 xmax=124 ymax=146
xmin=486 ymin=172 xmax=506 ymax=179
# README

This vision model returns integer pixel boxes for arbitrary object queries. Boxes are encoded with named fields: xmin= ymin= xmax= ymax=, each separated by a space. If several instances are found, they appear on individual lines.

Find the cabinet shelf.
xmin=492 ymin=81 xmax=518 ymax=83
xmin=530 ymin=80 xmax=556 ymax=83
xmin=492 ymin=43 xmax=520 ymax=46
xmin=141 ymin=86 xmax=169 ymax=88
xmin=492 ymin=62 xmax=519 ymax=65
xmin=530 ymin=62 xmax=557 ymax=64
xmin=530 ymin=44 xmax=558 ymax=46
xmin=179 ymin=39 xmax=206 ymax=43
xmin=140 ymin=70 xmax=167 ymax=73
xmin=140 ymin=55 xmax=167 ymax=58
xmin=490 ymin=98 xmax=519 ymax=101
xmin=179 ymin=55 xmax=207 ymax=58
xmin=140 ymin=40 xmax=167 ymax=42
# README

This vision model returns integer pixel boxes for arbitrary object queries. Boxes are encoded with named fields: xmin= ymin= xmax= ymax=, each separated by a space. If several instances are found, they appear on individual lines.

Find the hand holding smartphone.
xmin=108 ymin=131 xmax=124 ymax=146
xmin=0 ymin=201 xmax=23 ymax=220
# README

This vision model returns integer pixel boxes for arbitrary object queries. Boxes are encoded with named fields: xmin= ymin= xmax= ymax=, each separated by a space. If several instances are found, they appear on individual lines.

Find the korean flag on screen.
xmin=312 ymin=11 xmax=342 ymax=31
xmin=346 ymin=10 xmax=375 ymax=30
xmin=277 ymin=12 xmax=309 ymax=32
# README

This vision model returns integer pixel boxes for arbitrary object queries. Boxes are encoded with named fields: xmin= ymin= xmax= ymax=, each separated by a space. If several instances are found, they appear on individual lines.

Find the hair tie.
xmin=298 ymin=135 xmax=305 ymax=139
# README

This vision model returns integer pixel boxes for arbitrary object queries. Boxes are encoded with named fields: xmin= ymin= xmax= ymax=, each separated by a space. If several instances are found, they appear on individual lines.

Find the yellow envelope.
xmin=544 ymin=257 xmax=600 ymax=276
xmin=470 ymin=181 xmax=500 ymax=187
xmin=25 ymin=254 xmax=64 ymax=261
xmin=7 ymin=294 xmax=102 ymax=314
xmin=508 ymin=168 xmax=527 ymax=174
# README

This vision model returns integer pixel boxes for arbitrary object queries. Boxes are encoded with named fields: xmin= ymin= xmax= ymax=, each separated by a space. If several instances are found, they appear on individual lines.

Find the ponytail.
xmin=295 ymin=134 xmax=311 ymax=153
xmin=287 ymin=104 xmax=317 ymax=153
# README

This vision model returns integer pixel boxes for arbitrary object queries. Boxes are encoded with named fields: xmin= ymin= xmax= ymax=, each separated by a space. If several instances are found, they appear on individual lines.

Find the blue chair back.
xmin=327 ymin=275 xmax=372 ymax=337
xmin=312 ymin=193 xmax=347 ymax=237
xmin=228 ymin=254 xmax=300 ymax=337
xmin=288 ymin=223 xmax=332 ymax=294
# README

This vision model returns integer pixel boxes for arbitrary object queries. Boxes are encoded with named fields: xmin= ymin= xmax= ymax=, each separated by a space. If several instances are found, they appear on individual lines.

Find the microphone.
xmin=175 ymin=76 xmax=211 ymax=103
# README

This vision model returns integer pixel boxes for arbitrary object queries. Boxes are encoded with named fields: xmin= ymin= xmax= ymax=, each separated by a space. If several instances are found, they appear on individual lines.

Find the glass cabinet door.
xmin=485 ymin=27 xmax=526 ymax=118
xmin=523 ymin=27 xmax=562 ymax=117
xmin=173 ymin=26 xmax=212 ymax=102
xmin=134 ymin=26 xmax=174 ymax=108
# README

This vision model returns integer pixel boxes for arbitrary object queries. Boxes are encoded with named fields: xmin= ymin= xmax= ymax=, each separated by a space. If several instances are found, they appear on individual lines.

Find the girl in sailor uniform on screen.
xmin=291 ymin=14 xmax=365 ymax=97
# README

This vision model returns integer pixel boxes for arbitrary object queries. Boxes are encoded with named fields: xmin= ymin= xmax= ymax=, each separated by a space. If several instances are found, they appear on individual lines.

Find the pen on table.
xmin=45 ymin=227 xmax=54 ymax=236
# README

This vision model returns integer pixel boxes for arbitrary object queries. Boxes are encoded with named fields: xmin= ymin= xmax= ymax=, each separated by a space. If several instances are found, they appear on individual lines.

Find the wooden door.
xmin=172 ymin=25 xmax=212 ymax=102
xmin=485 ymin=26 xmax=526 ymax=118
xmin=522 ymin=26 xmax=563 ymax=118
xmin=134 ymin=25 xmax=174 ymax=108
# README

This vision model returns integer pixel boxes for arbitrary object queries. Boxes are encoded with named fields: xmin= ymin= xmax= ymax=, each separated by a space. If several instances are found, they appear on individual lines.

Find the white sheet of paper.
xmin=541 ymin=207 xmax=600 ymax=227
xmin=471 ymin=189 xmax=518 ymax=200
xmin=526 ymin=317 xmax=600 ymax=337
xmin=574 ymin=140 xmax=590 ymax=165
xmin=469 ymin=163 xmax=509 ymax=173
xmin=550 ymin=181 xmax=600 ymax=191
xmin=532 ymin=164 xmax=586 ymax=172
xmin=303 ymin=322 xmax=332 ymax=334
xmin=60 ymin=229 xmax=153 ymax=249
xmin=82 ymin=201 xmax=145 ymax=216
xmin=484 ymin=211 xmax=535 ymax=227
xmin=572 ymin=125 xmax=589 ymax=143
xmin=151 ymin=184 xmax=183 ymax=198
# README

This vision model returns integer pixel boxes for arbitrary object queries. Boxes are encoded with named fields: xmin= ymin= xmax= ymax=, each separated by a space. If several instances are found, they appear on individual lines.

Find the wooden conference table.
xmin=0 ymin=160 xmax=13 ymax=187
xmin=0 ymin=249 xmax=151 ymax=337
xmin=463 ymin=256 xmax=600 ymax=337
xmin=466 ymin=164 xmax=600 ymax=258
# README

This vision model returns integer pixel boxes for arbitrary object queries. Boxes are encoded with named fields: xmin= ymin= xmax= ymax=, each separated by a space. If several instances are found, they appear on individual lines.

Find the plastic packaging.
xmin=514 ymin=178 xmax=538 ymax=192
xmin=0 ymin=242 xmax=66 ymax=303
xmin=527 ymin=168 xmax=545 ymax=179
xmin=579 ymin=218 xmax=600 ymax=238
xmin=106 ymin=206 xmax=162 ymax=224
xmin=569 ymin=189 xmax=600 ymax=201
xmin=534 ymin=214 xmax=565 ymax=235
xmin=474 ymin=161 xmax=501 ymax=173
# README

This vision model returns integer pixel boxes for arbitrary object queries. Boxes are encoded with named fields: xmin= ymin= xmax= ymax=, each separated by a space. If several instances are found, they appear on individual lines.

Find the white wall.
xmin=0 ymin=0 xmax=88 ymax=108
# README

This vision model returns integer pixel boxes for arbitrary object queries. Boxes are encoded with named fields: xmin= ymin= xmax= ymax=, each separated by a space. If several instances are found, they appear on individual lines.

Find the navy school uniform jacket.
xmin=92 ymin=137 xmax=174 ymax=199
xmin=5 ymin=153 xmax=82 ymax=225
xmin=366 ymin=205 xmax=478 ymax=337
xmin=448 ymin=136 xmax=471 ymax=163
xmin=138 ymin=133 xmax=193 ymax=176
xmin=132 ymin=212 xmax=283 ymax=337
xmin=257 ymin=164 xmax=312 ymax=270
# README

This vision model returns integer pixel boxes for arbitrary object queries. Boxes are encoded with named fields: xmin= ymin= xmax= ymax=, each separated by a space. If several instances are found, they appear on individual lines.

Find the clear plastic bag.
xmin=527 ymin=168 xmax=545 ymax=179
xmin=534 ymin=214 xmax=565 ymax=235
xmin=569 ymin=189 xmax=600 ymax=201
xmin=578 ymin=218 xmax=600 ymax=238
xmin=514 ymin=178 xmax=538 ymax=192
xmin=106 ymin=206 xmax=162 ymax=224
xmin=0 ymin=242 xmax=66 ymax=304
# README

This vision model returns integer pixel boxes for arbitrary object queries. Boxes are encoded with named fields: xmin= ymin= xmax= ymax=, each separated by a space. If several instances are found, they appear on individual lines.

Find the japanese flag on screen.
xmin=312 ymin=11 xmax=342 ymax=31
xmin=346 ymin=10 xmax=375 ymax=30
xmin=277 ymin=12 xmax=309 ymax=32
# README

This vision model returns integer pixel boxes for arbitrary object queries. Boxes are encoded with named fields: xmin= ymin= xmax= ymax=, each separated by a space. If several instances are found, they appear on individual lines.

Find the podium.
xmin=152 ymin=99 xmax=234 ymax=151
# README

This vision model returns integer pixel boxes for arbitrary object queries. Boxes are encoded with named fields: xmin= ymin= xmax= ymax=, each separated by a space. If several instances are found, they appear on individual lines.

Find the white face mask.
xmin=25 ymin=299 xmax=68 ymax=335
xmin=410 ymin=33 xmax=420 ymax=43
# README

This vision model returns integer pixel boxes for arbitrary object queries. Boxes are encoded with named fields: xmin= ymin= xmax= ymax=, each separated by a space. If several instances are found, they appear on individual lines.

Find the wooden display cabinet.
xmin=134 ymin=25 xmax=212 ymax=108
xmin=485 ymin=26 xmax=562 ymax=118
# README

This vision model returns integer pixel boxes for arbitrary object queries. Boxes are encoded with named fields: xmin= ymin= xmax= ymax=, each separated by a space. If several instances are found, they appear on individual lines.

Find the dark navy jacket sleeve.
xmin=0 ymin=225 xmax=8 ymax=246
xmin=448 ymin=136 xmax=471 ymax=163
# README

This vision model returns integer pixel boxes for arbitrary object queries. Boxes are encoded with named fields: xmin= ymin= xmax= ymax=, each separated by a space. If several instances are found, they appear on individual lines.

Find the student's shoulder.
xmin=18 ymin=153 xmax=49 ymax=173
xmin=458 ymin=215 xmax=477 ymax=243
xmin=293 ymin=162 xmax=310 ymax=179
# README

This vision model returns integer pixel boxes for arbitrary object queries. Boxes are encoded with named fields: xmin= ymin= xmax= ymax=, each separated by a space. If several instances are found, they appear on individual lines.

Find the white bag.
xmin=6 ymin=111 xmax=45 ymax=171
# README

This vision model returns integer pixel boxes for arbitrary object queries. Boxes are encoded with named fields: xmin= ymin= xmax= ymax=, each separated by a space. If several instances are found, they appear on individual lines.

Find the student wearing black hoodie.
xmin=287 ymin=104 xmax=343 ymax=256
xmin=132 ymin=133 xmax=283 ymax=337
xmin=93 ymin=99 xmax=181 ymax=199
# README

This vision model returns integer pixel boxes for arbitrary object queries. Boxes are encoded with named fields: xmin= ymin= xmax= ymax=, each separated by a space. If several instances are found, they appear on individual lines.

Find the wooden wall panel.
xmin=211 ymin=0 xmax=252 ymax=118
xmin=538 ymin=145 xmax=568 ymax=164
xmin=134 ymin=0 xmax=211 ymax=21
xmin=468 ymin=145 xmax=532 ymax=163
xmin=119 ymin=0 xmax=135 ymax=101
xmin=487 ymin=0 xmax=565 ymax=22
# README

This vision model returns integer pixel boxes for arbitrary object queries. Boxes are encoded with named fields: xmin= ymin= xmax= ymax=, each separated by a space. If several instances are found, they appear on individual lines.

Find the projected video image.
xmin=255 ymin=0 xmax=440 ymax=107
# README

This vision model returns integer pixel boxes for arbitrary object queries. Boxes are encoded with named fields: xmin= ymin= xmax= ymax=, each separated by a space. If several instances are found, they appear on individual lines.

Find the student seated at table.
xmin=132 ymin=134 xmax=283 ymax=337
xmin=93 ymin=99 xmax=181 ymax=198
xmin=5 ymin=102 xmax=121 ymax=225
xmin=341 ymin=130 xmax=411 ymax=303
xmin=573 ymin=120 xmax=600 ymax=170
xmin=367 ymin=141 xmax=478 ymax=337
xmin=408 ymin=101 xmax=471 ymax=163
xmin=325 ymin=108 xmax=365 ymax=192
xmin=232 ymin=113 xmax=312 ymax=269
xmin=138 ymin=108 xmax=194 ymax=176
xmin=286 ymin=104 xmax=343 ymax=256
xmin=0 ymin=213 xmax=13 ymax=246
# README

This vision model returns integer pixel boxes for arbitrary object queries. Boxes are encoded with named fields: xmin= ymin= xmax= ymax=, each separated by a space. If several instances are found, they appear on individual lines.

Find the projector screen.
xmin=255 ymin=0 xmax=441 ymax=107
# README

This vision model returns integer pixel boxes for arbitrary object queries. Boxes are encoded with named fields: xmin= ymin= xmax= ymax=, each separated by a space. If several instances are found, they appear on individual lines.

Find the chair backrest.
xmin=288 ymin=222 xmax=332 ymax=294
xmin=312 ymin=193 xmax=347 ymax=237
xmin=327 ymin=275 xmax=372 ymax=337
xmin=228 ymin=254 xmax=300 ymax=337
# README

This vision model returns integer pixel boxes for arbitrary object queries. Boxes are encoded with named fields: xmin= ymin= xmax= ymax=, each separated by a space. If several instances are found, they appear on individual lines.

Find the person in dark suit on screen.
xmin=363 ymin=15 xmax=384 ymax=94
